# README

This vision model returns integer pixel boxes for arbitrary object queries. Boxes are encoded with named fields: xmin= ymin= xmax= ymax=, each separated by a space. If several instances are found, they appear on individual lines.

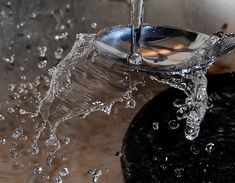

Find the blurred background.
xmin=0 ymin=0 xmax=235 ymax=182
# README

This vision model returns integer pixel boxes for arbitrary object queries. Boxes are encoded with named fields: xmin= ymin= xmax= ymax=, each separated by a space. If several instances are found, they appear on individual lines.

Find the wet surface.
xmin=122 ymin=73 xmax=235 ymax=183
xmin=1 ymin=0 xmax=235 ymax=182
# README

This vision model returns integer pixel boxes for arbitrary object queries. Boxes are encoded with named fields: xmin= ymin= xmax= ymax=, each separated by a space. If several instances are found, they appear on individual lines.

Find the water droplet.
xmin=207 ymin=97 xmax=213 ymax=109
xmin=127 ymin=53 xmax=142 ymax=65
xmin=115 ymin=151 xmax=123 ymax=157
xmin=153 ymin=156 xmax=158 ymax=161
xmin=33 ymin=166 xmax=43 ymax=175
xmin=55 ymin=32 xmax=68 ymax=40
xmin=8 ymin=83 xmax=16 ymax=91
xmin=20 ymin=135 xmax=27 ymax=141
xmin=0 ymin=137 xmax=6 ymax=145
xmin=31 ymin=12 xmax=37 ymax=18
xmin=3 ymin=55 xmax=14 ymax=63
xmin=190 ymin=143 xmax=200 ymax=155
xmin=173 ymin=99 xmax=185 ymax=108
xmin=6 ymin=1 xmax=12 ymax=8
xmin=12 ymin=128 xmax=23 ymax=139
xmin=54 ymin=47 xmax=64 ymax=59
xmin=126 ymin=99 xmax=136 ymax=109
xmin=55 ymin=176 xmax=63 ymax=183
xmin=76 ymin=33 xmax=84 ymax=40
xmin=62 ymin=154 xmax=69 ymax=161
xmin=174 ymin=168 xmax=184 ymax=178
xmin=91 ymin=23 xmax=97 ymax=29
xmin=10 ymin=148 xmax=18 ymax=158
xmin=12 ymin=92 xmax=19 ymax=100
xmin=20 ymin=75 xmax=27 ymax=80
xmin=168 ymin=120 xmax=179 ymax=130
xmin=0 ymin=114 xmax=5 ymax=121
xmin=59 ymin=168 xmax=70 ymax=177
xmin=123 ymin=91 xmax=132 ymax=100
xmin=46 ymin=134 xmax=59 ymax=146
xmin=62 ymin=137 xmax=70 ymax=145
xmin=66 ymin=4 xmax=71 ymax=9
xmin=38 ymin=46 xmax=47 ymax=57
xmin=19 ymin=66 xmax=24 ymax=71
xmin=37 ymin=60 xmax=47 ymax=69
xmin=205 ymin=143 xmax=215 ymax=154
xmin=152 ymin=122 xmax=159 ymax=130
xmin=31 ymin=145 xmax=39 ymax=155
xmin=88 ymin=169 xmax=102 ymax=183
xmin=19 ymin=108 xmax=26 ymax=114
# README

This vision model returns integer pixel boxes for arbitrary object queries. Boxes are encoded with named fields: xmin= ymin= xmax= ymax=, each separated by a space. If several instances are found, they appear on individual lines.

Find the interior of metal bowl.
xmin=94 ymin=25 xmax=211 ymax=72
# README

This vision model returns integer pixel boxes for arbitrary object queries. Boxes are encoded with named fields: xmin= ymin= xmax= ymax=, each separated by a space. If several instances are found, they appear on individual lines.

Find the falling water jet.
xmin=127 ymin=0 xmax=144 ymax=65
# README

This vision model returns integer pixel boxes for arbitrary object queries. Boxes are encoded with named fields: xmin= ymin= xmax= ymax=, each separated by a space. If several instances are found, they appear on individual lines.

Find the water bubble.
xmin=126 ymin=99 xmax=136 ymax=109
xmin=59 ymin=168 xmax=70 ymax=177
xmin=33 ymin=166 xmax=43 ymax=175
xmin=168 ymin=120 xmax=179 ymax=130
xmin=0 ymin=137 xmax=6 ymax=145
xmin=91 ymin=23 xmax=97 ymax=29
xmin=152 ymin=122 xmax=159 ymax=130
xmin=38 ymin=46 xmax=47 ymax=57
xmin=12 ymin=128 xmax=23 ymax=139
xmin=54 ymin=47 xmax=64 ymax=59
xmin=37 ymin=60 xmax=47 ymax=69
xmin=205 ymin=143 xmax=215 ymax=154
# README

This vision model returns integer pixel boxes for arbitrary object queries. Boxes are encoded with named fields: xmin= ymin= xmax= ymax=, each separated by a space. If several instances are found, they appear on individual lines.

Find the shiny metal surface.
xmin=94 ymin=25 xmax=216 ymax=73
